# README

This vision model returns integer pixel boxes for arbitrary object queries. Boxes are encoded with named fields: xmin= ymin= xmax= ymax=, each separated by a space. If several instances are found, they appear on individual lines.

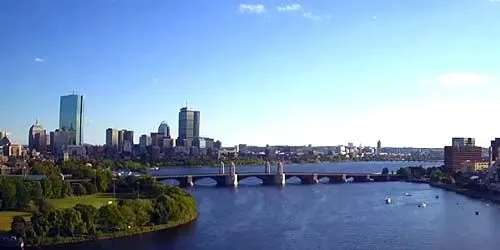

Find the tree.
xmin=48 ymin=175 xmax=62 ymax=198
xmin=31 ymin=213 xmax=50 ymax=242
xmin=60 ymin=181 xmax=73 ymax=197
xmin=47 ymin=210 xmax=64 ymax=236
xmin=73 ymin=183 xmax=86 ymax=196
xmin=120 ymin=199 xmax=152 ymax=227
xmin=431 ymin=169 xmax=443 ymax=182
xmin=0 ymin=178 xmax=17 ymax=210
xmin=10 ymin=215 xmax=27 ymax=239
xmin=29 ymin=181 xmax=43 ymax=200
xmin=82 ymin=182 xmax=97 ymax=195
xmin=36 ymin=199 xmax=55 ymax=215
xmin=397 ymin=167 xmax=412 ymax=180
xmin=74 ymin=204 xmax=97 ymax=234
xmin=118 ymin=204 xmax=136 ymax=229
xmin=98 ymin=204 xmax=124 ymax=232
xmin=61 ymin=208 xmax=83 ymax=237
xmin=382 ymin=168 xmax=389 ymax=175
xmin=94 ymin=170 xmax=111 ymax=192
xmin=41 ymin=179 xmax=53 ymax=198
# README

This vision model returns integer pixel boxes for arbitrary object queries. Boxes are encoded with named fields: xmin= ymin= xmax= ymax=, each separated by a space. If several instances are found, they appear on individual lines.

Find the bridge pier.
xmin=224 ymin=174 xmax=238 ymax=187
xmin=179 ymin=176 xmax=194 ymax=187
xmin=274 ymin=174 xmax=286 ymax=185
xmin=351 ymin=174 xmax=371 ymax=182
xmin=301 ymin=174 xmax=319 ymax=184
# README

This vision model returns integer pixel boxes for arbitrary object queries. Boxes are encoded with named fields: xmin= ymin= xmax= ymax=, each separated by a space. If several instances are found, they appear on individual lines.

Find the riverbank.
xmin=429 ymin=182 xmax=500 ymax=204
xmin=31 ymin=213 xmax=197 ymax=247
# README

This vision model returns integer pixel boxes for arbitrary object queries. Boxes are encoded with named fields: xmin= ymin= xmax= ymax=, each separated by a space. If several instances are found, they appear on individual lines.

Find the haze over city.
xmin=1 ymin=0 xmax=500 ymax=147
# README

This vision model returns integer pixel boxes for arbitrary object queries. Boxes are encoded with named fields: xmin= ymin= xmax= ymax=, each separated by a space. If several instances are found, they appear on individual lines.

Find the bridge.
xmin=153 ymin=161 xmax=403 ymax=187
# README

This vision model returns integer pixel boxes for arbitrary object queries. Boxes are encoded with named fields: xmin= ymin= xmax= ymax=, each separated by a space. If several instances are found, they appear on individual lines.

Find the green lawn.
xmin=48 ymin=194 xmax=118 ymax=209
xmin=0 ymin=211 xmax=31 ymax=232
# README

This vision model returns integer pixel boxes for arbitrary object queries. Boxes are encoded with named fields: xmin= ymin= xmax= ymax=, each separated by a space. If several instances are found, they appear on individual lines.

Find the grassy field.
xmin=48 ymin=194 xmax=118 ymax=209
xmin=0 ymin=211 xmax=31 ymax=233
xmin=0 ymin=194 xmax=122 ymax=233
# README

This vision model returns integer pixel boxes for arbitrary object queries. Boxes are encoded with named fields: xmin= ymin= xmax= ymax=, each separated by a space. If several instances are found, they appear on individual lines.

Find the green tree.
xmin=82 ymin=182 xmax=97 ymax=195
xmin=41 ymin=179 xmax=53 ymax=198
xmin=48 ymin=175 xmax=62 ymax=198
xmin=30 ymin=181 xmax=43 ymax=200
xmin=74 ymin=204 xmax=97 ymax=235
xmin=98 ymin=204 xmax=123 ymax=232
xmin=431 ymin=169 xmax=443 ymax=182
xmin=397 ymin=167 xmax=412 ymax=180
xmin=382 ymin=168 xmax=389 ymax=175
xmin=10 ymin=215 xmax=27 ymax=239
xmin=0 ymin=178 xmax=17 ymax=210
xmin=61 ymin=208 xmax=83 ymax=237
xmin=31 ymin=213 xmax=50 ymax=243
xmin=48 ymin=210 xmax=64 ymax=236
xmin=36 ymin=199 xmax=55 ymax=215
xmin=94 ymin=170 xmax=110 ymax=192
xmin=15 ymin=180 xmax=30 ymax=209
xmin=120 ymin=199 xmax=152 ymax=227
xmin=73 ymin=183 xmax=86 ymax=196
xmin=60 ymin=181 xmax=73 ymax=197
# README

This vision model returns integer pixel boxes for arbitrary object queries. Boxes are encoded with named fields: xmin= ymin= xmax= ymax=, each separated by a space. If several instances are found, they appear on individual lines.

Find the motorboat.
xmin=418 ymin=202 xmax=427 ymax=208
xmin=385 ymin=198 xmax=392 ymax=204
xmin=405 ymin=193 xmax=412 ymax=196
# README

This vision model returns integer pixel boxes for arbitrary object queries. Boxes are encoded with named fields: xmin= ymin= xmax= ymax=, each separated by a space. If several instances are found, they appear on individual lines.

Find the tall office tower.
xmin=376 ymin=140 xmax=382 ymax=155
xmin=176 ymin=106 xmax=200 ymax=147
xmin=28 ymin=119 xmax=47 ymax=153
xmin=158 ymin=121 xmax=171 ymax=138
xmin=106 ymin=128 xmax=119 ymax=148
xmin=59 ymin=94 xmax=84 ymax=145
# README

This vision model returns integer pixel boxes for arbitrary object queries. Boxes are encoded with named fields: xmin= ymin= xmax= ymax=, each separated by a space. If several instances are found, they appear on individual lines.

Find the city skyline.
xmin=1 ymin=1 xmax=500 ymax=147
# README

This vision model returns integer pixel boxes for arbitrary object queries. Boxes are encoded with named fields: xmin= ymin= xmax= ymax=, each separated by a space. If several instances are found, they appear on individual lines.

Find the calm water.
xmin=42 ymin=161 xmax=500 ymax=250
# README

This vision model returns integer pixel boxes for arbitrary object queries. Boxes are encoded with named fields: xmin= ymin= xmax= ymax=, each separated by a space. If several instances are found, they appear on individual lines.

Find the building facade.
xmin=176 ymin=107 xmax=200 ymax=147
xmin=106 ymin=128 xmax=119 ymax=149
xmin=491 ymin=138 xmax=500 ymax=162
xmin=28 ymin=120 xmax=47 ymax=153
xmin=444 ymin=137 xmax=482 ymax=172
xmin=59 ymin=94 xmax=84 ymax=145
xmin=158 ymin=121 xmax=171 ymax=138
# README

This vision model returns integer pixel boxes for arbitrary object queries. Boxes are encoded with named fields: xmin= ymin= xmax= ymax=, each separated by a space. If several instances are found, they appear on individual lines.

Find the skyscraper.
xmin=176 ymin=107 xmax=200 ymax=147
xmin=158 ymin=121 xmax=171 ymax=138
xmin=59 ymin=94 xmax=84 ymax=145
xmin=106 ymin=128 xmax=119 ymax=148
xmin=28 ymin=119 xmax=47 ymax=153
xmin=376 ymin=140 xmax=382 ymax=155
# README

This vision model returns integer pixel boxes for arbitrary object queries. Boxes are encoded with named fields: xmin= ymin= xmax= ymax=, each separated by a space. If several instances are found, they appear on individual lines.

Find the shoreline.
xmin=428 ymin=182 xmax=500 ymax=204
xmin=30 ymin=214 xmax=197 ymax=247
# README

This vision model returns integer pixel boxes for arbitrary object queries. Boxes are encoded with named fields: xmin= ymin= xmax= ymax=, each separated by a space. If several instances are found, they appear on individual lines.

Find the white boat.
xmin=405 ymin=193 xmax=412 ymax=196
xmin=418 ymin=202 xmax=427 ymax=208
xmin=385 ymin=198 xmax=392 ymax=204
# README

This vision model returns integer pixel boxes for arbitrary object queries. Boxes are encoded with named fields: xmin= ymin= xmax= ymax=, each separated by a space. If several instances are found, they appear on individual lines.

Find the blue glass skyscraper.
xmin=59 ymin=94 xmax=84 ymax=145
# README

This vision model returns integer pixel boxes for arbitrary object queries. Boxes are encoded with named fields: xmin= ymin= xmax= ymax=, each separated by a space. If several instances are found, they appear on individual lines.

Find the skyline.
xmin=1 ymin=0 xmax=500 ymax=147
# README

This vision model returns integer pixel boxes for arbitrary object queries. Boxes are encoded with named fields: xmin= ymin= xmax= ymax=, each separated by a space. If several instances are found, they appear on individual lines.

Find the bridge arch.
xmin=237 ymin=176 xmax=264 ymax=185
xmin=192 ymin=176 xmax=221 ymax=186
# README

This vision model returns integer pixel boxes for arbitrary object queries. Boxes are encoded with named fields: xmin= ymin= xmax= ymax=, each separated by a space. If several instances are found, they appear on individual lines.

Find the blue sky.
xmin=1 ymin=0 xmax=500 ymax=147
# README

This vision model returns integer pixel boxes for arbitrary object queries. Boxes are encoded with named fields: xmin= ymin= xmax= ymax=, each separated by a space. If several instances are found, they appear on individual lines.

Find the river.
xmin=42 ymin=161 xmax=500 ymax=250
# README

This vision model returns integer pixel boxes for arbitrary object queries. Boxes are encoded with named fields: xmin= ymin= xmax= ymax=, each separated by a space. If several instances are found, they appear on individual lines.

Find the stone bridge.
xmin=154 ymin=172 xmax=403 ymax=187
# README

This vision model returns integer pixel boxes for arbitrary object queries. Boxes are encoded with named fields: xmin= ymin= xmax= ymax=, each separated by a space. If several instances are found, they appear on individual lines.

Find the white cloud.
xmin=239 ymin=4 xmax=265 ymax=14
xmin=302 ymin=12 xmax=330 ymax=21
xmin=34 ymin=57 xmax=45 ymax=63
xmin=420 ymin=72 xmax=494 ymax=87
xmin=277 ymin=4 xmax=302 ymax=12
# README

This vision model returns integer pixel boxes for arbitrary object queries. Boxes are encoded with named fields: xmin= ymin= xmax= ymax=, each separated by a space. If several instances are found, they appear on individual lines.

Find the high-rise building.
xmin=0 ymin=131 xmax=12 ymax=141
xmin=176 ymin=106 xmax=200 ymax=147
xmin=445 ymin=137 xmax=482 ymax=172
xmin=139 ymin=134 xmax=151 ymax=149
xmin=106 ymin=128 xmax=119 ymax=148
xmin=28 ymin=119 xmax=47 ymax=153
xmin=490 ymin=138 xmax=500 ymax=162
xmin=123 ymin=130 xmax=134 ymax=145
xmin=452 ymin=137 xmax=475 ymax=147
xmin=158 ymin=121 xmax=171 ymax=138
xmin=59 ymin=94 xmax=84 ymax=145
xmin=376 ymin=140 xmax=382 ymax=155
